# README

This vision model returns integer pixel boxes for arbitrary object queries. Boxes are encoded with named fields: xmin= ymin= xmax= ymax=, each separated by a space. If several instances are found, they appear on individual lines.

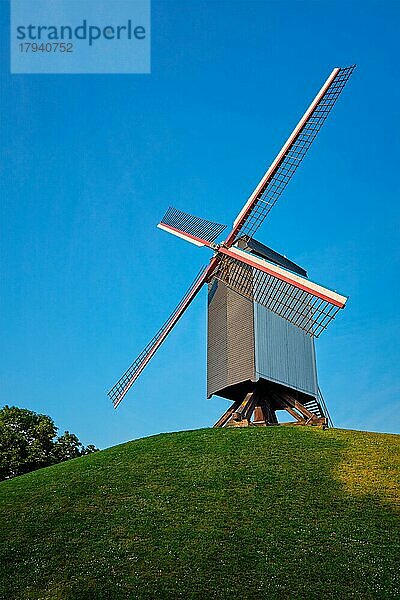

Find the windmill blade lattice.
xmin=108 ymin=265 xmax=208 ymax=408
xmin=213 ymin=255 xmax=342 ymax=337
xmin=160 ymin=207 xmax=226 ymax=244
xmin=227 ymin=66 xmax=355 ymax=244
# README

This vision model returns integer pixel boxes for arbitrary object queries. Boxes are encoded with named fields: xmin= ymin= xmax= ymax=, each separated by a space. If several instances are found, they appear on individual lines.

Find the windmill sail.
xmin=108 ymin=265 xmax=208 ymax=408
xmin=224 ymin=66 xmax=355 ymax=246
xmin=213 ymin=251 xmax=346 ymax=337
xmin=158 ymin=207 xmax=226 ymax=247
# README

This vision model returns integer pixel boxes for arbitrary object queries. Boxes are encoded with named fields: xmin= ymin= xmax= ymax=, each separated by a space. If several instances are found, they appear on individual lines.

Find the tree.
xmin=53 ymin=431 xmax=97 ymax=462
xmin=0 ymin=406 xmax=98 ymax=481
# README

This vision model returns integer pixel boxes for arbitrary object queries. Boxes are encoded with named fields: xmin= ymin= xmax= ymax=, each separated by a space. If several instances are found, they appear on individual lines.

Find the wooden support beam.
xmin=282 ymin=404 xmax=305 ymax=423
xmin=293 ymin=400 xmax=316 ymax=420
xmin=280 ymin=393 xmax=318 ymax=421
xmin=213 ymin=400 xmax=240 ymax=428
xmin=226 ymin=391 xmax=257 ymax=427
xmin=234 ymin=391 xmax=254 ymax=417
xmin=257 ymin=396 xmax=278 ymax=425
xmin=253 ymin=405 xmax=265 ymax=423
xmin=268 ymin=389 xmax=316 ymax=425
xmin=242 ymin=393 xmax=257 ymax=421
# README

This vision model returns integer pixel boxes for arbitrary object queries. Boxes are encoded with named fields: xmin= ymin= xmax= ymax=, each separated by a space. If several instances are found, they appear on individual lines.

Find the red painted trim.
xmin=205 ymin=254 xmax=221 ymax=282
xmin=159 ymin=223 xmax=212 ymax=247
xmin=219 ymin=247 xmax=345 ymax=308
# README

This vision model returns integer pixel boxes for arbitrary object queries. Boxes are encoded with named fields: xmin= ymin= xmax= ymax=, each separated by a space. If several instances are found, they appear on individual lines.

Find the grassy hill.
xmin=0 ymin=426 xmax=399 ymax=600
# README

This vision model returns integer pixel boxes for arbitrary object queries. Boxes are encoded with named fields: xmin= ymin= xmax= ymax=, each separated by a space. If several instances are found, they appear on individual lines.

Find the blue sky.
xmin=1 ymin=0 xmax=399 ymax=448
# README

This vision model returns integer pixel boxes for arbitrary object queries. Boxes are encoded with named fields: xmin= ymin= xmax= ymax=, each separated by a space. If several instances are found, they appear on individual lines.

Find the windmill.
xmin=109 ymin=65 xmax=355 ymax=428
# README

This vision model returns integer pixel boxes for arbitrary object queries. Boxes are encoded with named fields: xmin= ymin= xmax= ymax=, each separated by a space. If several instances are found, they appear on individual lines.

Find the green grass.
xmin=0 ymin=427 xmax=399 ymax=600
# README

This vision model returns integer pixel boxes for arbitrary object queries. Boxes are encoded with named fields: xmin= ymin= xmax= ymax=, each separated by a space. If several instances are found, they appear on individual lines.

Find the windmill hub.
xmin=108 ymin=65 xmax=355 ymax=428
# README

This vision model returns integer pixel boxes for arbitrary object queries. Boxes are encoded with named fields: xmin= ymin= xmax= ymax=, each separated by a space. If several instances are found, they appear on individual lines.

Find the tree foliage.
xmin=0 ymin=405 xmax=97 ymax=481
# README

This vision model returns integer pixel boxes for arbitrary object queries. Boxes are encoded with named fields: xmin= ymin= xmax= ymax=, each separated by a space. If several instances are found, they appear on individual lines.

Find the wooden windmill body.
xmin=108 ymin=66 xmax=355 ymax=427
xmin=207 ymin=239 xmax=326 ymax=427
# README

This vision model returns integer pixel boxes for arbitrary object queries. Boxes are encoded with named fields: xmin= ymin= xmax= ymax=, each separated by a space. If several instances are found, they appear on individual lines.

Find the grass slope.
xmin=0 ymin=427 xmax=399 ymax=600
